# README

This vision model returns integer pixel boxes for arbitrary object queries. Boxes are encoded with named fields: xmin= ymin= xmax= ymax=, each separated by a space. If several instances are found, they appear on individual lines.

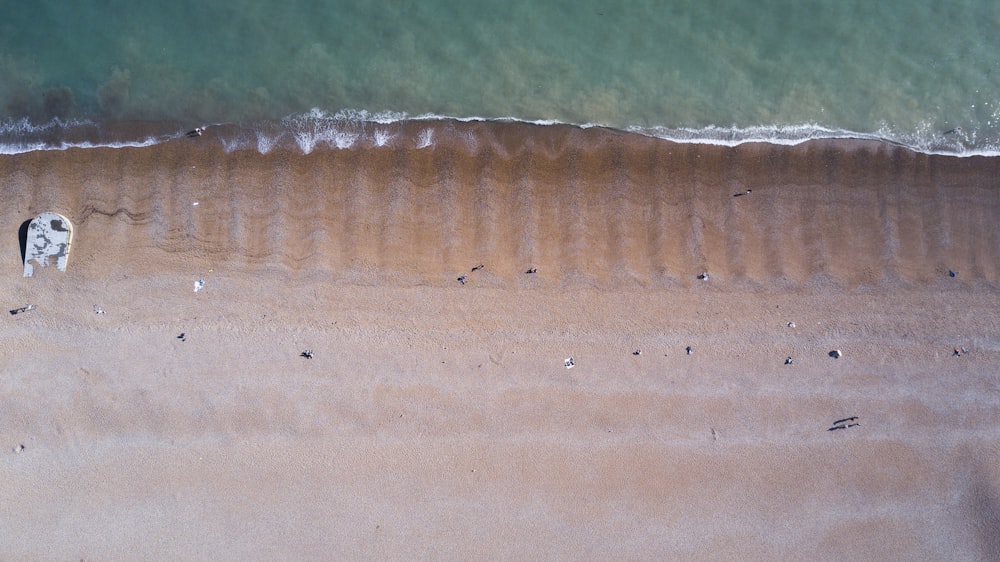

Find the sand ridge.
xmin=3 ymin=123 xmax=998 ymax=289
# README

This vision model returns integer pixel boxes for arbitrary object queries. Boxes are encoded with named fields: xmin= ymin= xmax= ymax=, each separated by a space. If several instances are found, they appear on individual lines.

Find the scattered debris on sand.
xmin=9 ymin=304 xmax=35 ymax=316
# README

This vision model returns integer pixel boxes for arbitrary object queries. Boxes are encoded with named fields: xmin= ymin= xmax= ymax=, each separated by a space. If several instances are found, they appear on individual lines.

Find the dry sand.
xmin=1 ymin=122 xmax=999 ymax=560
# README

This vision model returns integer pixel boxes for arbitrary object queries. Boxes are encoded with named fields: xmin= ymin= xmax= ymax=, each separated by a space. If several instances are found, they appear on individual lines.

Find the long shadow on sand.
xmin=18 ymin=219 xmax=30 ymax=266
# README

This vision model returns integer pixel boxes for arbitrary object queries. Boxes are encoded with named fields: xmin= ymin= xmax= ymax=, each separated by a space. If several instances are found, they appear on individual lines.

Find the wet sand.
xmin=1 ymin=123 xmax=999 ymax=560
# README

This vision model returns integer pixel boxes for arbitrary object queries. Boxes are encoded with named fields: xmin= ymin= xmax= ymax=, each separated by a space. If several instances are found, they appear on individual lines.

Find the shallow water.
xmin=1 ymin=0 xmax=998 ymax=153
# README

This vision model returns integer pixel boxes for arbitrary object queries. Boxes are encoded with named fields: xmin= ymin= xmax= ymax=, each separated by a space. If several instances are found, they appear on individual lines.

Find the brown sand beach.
xmin=1 ymin=121 xmax=999 ymax=560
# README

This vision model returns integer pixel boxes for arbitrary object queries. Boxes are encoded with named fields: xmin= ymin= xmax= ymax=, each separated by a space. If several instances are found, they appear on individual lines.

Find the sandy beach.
xmin=1 ymin=122 xmax=999 ymax=560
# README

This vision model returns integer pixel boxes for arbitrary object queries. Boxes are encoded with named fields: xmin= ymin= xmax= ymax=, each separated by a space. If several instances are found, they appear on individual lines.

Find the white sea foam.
xmin=255 ymin=131 xmax=278 ymax=155
xmin=0 ymin=136 xmax=165 ymax=155
xmin=629 ymin=122 xmax=1000 ymax=156
xmin=259 ymin=110 xmax=1000 ymax=157
xmin=0 ymin=116 xmax=170 ymax=154
xmin=3 ymin=111 xmax=999 ymax=157
xmin=373 ymin=129 xmax=393 ymax=147
xmin=415 ymin=128 xmax=434 ymax=149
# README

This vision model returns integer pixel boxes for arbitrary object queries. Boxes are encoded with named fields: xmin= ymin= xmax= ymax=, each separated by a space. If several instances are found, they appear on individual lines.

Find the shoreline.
xmin=3 ymin=122 xmax=999 ymax=290
xmin=1 ymin=113 xmax=995 ymax=157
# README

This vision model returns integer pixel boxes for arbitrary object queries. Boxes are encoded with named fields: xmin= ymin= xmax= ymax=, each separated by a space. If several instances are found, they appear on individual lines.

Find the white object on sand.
xmin=194 ymin=279 xmax=205 ymax=292
xmin=564 ymin=357 xmax=575 ymax=369
xmin=23 ymin=212 xmax=73 ymax=277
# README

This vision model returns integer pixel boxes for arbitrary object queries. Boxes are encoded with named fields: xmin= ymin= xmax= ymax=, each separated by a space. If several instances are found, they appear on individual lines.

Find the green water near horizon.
xmin=1 ymin=0 xmax=999 ymax=150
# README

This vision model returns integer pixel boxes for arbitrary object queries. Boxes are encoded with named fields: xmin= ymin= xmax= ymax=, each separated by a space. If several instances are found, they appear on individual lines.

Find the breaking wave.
xmin=1 ymin=109 xmax=998 ymax=157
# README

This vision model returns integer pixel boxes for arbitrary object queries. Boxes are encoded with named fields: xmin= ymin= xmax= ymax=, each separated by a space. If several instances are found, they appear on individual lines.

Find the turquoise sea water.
xmin=1 ymin=0 xmax=998 ymax=153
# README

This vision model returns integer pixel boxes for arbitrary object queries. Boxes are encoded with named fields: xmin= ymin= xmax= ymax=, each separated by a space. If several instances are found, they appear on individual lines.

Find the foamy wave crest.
xmin=217 ymin=108 xmax=417 ymax=154
xmin=3 ymin=109 xmax=998 ymax=157
xmin=0 ymin=117 xmax=170 ymax=155
xmin=284 ymin=109 xmax=363 ymax=153
xmin=249 ymin=110 xmax=1000 ymax=157
xmin=871 ymin=121 xmax=1000 ymax=157
xmin=629 ymin=122 xmax=1000 ymax=157
xmin=632 ymin=123 xmax=864 ymax=147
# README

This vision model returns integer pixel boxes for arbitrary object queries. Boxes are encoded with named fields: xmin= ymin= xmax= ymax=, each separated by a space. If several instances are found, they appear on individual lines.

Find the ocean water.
xmin=1 ymin=0 xmax=998 ymax=154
